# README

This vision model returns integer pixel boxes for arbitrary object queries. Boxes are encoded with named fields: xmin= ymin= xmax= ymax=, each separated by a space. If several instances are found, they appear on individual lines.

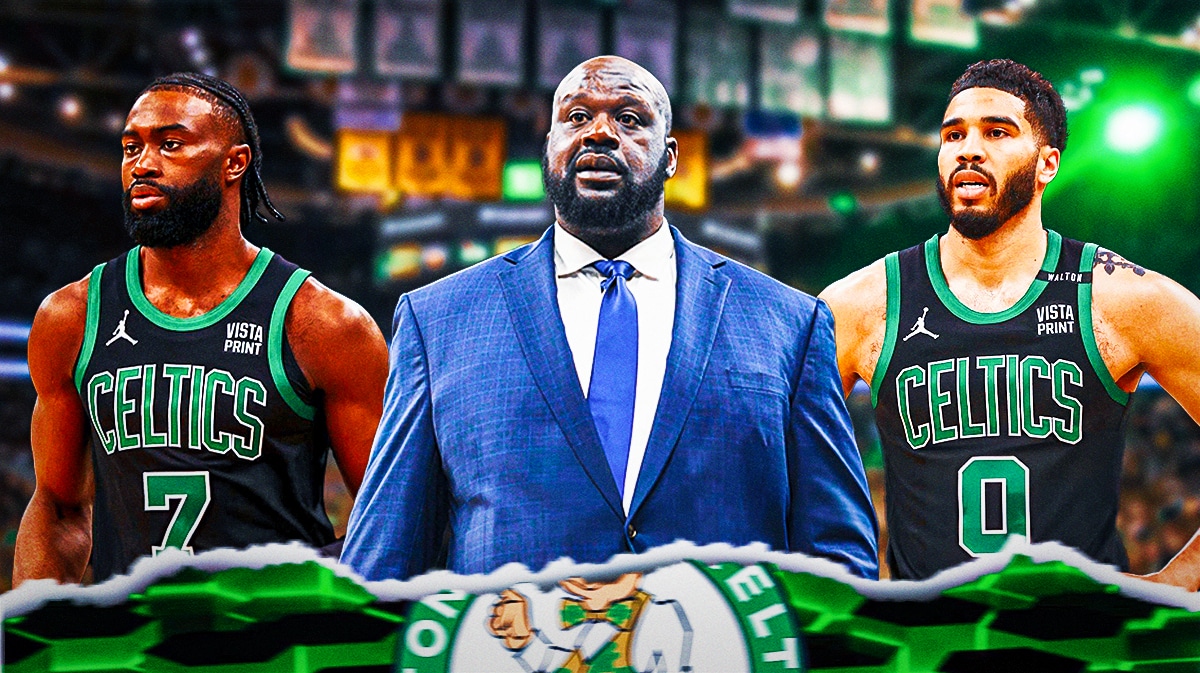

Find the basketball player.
xmin=821 ymin=59 xmax=1200 ymax=588
xmin=13 ymin=73 xmax=388 ymax=585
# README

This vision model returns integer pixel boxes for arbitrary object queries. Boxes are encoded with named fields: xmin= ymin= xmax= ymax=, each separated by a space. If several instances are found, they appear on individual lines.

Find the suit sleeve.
xmin=788 ymin=299 xmax=880 ymax=579
xmin=341 ymin=294 xmax=449 ymax=581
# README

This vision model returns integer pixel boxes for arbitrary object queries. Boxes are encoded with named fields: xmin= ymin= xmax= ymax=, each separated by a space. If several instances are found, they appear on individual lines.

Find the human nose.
xmin=581 ymin=114 xmax=619 ymax=149
xmin=129 ymin=146 xmax=161 ymax=178
xmin=956 ymin=129 xmax=985 ymax=165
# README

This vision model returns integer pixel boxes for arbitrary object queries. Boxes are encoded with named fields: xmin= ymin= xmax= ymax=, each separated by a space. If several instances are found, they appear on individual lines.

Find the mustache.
xmin=569 ymin=148 xmax=629 ymax=176
xmin=949 ymin=162 xmax=996 ymax=185
xmin=124 ymin=179 xmax=177 ymax=201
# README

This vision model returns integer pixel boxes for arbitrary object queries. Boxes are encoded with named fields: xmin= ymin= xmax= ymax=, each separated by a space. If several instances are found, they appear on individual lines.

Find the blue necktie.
xmin=588 ymin=260 xmax=638 ymax=498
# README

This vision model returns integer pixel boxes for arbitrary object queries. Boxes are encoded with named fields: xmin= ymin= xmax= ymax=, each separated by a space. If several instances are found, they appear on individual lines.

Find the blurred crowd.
xmin=2 ymin=376 xmax=1198 ymax=589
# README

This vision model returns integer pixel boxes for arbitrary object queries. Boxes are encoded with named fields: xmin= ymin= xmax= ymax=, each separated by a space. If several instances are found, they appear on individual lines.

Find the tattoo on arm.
xmin=1094 ymin=250 xmax=1146 ymax=276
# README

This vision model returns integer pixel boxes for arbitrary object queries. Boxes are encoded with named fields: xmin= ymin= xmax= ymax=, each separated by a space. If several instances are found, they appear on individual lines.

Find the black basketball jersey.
xmin=872 ymin=230 xmax=1130 ymax=580
xmin=74 ymin=247 xmax=334 ymax=581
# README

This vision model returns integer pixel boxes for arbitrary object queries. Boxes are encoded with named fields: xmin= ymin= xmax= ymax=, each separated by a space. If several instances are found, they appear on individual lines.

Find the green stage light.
xmin=828 ymin=191 xmax=858 ymax=215
xmin=1188 ymin=74 xmax=1200 ymax=108
xmin=502 ymin=160 xmax=545 ymax=201
xmin=1104 ymin=104 xmax=1163 ymax=154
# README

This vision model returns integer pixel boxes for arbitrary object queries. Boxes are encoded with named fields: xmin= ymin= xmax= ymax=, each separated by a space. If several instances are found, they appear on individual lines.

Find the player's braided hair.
xmin=950 ymin=59 xmax=1068 ymax=153
xmin=141 ymin=72 xmax=284 ymax=226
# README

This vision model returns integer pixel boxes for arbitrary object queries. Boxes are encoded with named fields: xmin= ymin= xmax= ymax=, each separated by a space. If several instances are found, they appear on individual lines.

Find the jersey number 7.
xmin=143 ymin=471 xmax=212 ymax=556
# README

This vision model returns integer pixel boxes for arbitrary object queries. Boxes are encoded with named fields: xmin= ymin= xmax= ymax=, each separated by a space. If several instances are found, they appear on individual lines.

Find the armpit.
xmin=1089 ymin=292 xmax=1140 ymax=388
xmin=858 ymin=303 xmax=888 ymax=384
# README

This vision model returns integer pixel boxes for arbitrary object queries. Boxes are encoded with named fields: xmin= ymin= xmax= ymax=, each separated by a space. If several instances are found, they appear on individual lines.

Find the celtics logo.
xmin=397 ymin=561 xmax=805 ymax=672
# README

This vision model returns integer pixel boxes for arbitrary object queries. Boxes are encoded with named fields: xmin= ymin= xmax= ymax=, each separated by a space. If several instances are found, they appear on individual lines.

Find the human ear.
xmin=1038 ymin=146 xmax=1060 ymax=186
xmin=664 ymin=136 xmax=679 ymax=179
xmin=225 ymin=144 xmax=251 ymax=184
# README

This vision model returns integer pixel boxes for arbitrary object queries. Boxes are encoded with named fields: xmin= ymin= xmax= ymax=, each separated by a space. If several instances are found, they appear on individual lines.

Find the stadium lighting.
xmin=1104 ymin=104 xmax=1163 ymax=154
xmin=1188 ymin=74 xmax=1200 ymax=108
xmin=775 ymin=161 xmax=801 ymax=189
xmin=59 ymin=94 xmax=83 ymax=122
xmin=829 ymin=191 xmax=858 ymax=215
xmin=502 ymin=160 xmax=545 ymax=201
xmin=181 ymin=27 xmax=202 ymax=49
xmin=859 ymin=151 xmax=880 ymax=174
xmin=105 ymin=111 xmax=125 ymax=133
xmin=0 ymin=83 xmax=14 ymax=102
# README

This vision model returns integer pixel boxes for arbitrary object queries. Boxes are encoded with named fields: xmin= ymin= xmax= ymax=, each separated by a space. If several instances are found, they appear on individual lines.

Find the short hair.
xmin=949 ymin=59 xmax=1068 ymax=152
xmin=140 ymin=72 xmax=284 ymax=226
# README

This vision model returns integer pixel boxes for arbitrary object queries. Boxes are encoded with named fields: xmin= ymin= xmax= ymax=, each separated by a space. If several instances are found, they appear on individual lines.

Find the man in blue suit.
xmin=341 ymin=56 xmax=878 ymax=581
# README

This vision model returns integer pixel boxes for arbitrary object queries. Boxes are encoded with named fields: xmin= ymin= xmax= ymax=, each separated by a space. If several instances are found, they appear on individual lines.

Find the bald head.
xmin=542 ymin=55 xmax=679 ymax=259
xmin=554 ymin=56 xmax=672 ymax=135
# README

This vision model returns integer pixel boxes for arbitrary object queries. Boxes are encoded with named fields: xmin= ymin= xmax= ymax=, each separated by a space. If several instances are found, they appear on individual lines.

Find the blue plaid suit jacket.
xmin=342 ymin=227 xmax=878 ymax=580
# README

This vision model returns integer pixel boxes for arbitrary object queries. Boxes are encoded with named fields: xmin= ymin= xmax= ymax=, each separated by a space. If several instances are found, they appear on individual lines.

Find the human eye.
xmin=617 ymin=112 xmax=642 ymax=127
xmin=987 ymin=128 xmax=1009 ymax=139
xmin=567 ymin=110 xmax=589 ymax=124
xmin=122 ymin=142 xmax=141 ymax=156
xmin=162 ymin=139 xmax=183 ymax=150
xmin=943 ymin=129 xmax=963 ymax=142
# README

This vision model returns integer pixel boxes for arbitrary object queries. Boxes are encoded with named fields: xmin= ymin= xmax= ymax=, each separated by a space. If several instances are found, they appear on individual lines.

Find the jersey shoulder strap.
xmin=73 ymin=261 xmax=108 ymax=393
xmin=871 ymin=250 xmax=903 ymax=406
xmin=268 ymin=265 xmax=316 ymax=420
xmin=1075 ymin=239 xmax=1130 ymax=405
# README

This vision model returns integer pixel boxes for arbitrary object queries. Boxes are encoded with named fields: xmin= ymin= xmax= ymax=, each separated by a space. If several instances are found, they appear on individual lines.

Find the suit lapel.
xmin=497 ymin=228 xmax=625 ymax=519
xmin=629 ymin=229 xmax=731 ymax=517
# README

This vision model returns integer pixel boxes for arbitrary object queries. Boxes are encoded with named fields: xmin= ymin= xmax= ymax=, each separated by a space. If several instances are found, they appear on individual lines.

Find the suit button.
xmin=627 ymin=524 xmax=637 ymax=539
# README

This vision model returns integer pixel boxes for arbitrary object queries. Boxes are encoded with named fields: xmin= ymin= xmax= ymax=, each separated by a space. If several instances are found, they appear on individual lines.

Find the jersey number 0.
xmin=958 ymin=457 xmax=1030 ymax=556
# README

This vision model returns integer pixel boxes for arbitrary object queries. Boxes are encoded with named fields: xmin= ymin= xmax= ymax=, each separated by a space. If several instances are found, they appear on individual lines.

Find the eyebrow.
xmin=941 ymin=115 xmax=1020 ymax=130
xmin=983 ymin=115 xmax=1020 ymax=127
xmin=121 ymin=123 xmax=191 ymax=137
xmin=559 ymin=92 xmax=653 ymax=112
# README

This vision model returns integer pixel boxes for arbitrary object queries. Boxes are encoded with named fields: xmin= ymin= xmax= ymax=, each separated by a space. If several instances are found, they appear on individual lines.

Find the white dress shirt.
xmin=554 ymin=222 xmax=676 ymax=514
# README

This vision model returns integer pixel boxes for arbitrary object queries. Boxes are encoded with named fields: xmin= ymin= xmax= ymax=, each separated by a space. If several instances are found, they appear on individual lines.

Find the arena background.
xmin=1 ymin=0 xmax=1198 ymax=590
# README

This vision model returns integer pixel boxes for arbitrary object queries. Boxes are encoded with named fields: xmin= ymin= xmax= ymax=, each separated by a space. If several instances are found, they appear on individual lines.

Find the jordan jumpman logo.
xmin=106 ymin=309 xmax=139 ymax=346
xmin=903 ymin=307 xmax=939 ymax=341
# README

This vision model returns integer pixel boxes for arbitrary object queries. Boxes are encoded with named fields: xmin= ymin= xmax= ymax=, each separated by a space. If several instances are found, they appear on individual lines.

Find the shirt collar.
xmin=554 ymin=221 xmax=675 ymax=281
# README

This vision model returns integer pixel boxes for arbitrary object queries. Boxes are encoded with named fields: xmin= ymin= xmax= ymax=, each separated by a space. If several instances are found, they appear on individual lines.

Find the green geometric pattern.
xmin=5 ymin=556 xmax=1200 ymax=672
xmin=776 ymin=556 xmax=1200 ymax=671
xmin=3 ymin=562 xmax=403 ymax=673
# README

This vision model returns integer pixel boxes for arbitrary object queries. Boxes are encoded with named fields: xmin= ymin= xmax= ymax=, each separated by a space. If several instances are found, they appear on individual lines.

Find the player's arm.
xmin=287 ymin=277 xmax=388 ymax=497
xmin=13 ymin=279 xmax=94 ymax=587
xmin=818 ymin=259 xmax=888 ymax=397
xmin=1092 ymin=255 xmax=1200 ymax=590
xmin=341 ymin=294 xmax=450 ymax=580
xmin=786 ymin=298 xmax=879 ymax=579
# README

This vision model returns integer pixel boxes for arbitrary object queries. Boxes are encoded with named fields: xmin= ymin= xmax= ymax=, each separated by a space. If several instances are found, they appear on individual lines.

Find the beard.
xmin=542 ymin=147 xmax=670 ymax=240
xmin=937 ymin=154 xmax=1038 ymax=240
xmin=122 ymin=174 xmax=222 ymax=248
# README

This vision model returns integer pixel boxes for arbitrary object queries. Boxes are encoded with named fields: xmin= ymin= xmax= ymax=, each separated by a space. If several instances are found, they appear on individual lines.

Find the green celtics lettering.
xmin=85 ymin=364 xmax=267 ymax=460
xmin=895 ymin=354 xmax=1083 ymax=449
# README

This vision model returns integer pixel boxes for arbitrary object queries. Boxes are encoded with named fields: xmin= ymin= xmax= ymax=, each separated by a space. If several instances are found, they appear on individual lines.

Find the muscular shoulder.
xmin=1090 ymin=248 xmax=1180 ymax=310
xmin=285 ymin=277 xmax=386 ymax=389
xmin=36 ymin=276 xmax=90 ymax=332
xmin=819 ymin=259 xmax=888 ymax=340
xmin=1090 ymin=248 xmax=1200 ymax=379
xmin=818 ymin=258 xmax=889 ymax=388
xmin=28 ymin=275 xmax=91 ymax=389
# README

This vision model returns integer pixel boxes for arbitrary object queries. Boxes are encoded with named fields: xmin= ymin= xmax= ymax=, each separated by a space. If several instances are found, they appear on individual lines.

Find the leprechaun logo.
xmin=396 ymin=561 xmax=805 ymax=672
